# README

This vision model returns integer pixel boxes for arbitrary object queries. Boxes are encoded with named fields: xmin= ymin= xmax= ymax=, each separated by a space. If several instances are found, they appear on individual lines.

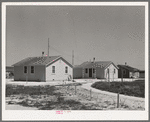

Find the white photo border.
xmin=2 ymin=2 xmax=149 ymax=120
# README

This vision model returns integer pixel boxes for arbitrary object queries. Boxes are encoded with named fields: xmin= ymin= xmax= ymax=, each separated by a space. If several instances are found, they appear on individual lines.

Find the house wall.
xmin=139 ymin=72 xmax=145 ymax=78
xmin=134 ymin=72 xmax=139 ymax=78
xmin=46 ymin=59 xmax=73 ymax=81
xmin=82 ymin=68 xmax=96 ymax=78
xmin=73 ymin=67 xmax=82 ymax=79
xmin=118 ymin=68 xmax=129 ymax=78
xmin=83 ymin=68 xmax=89 ymax=78
xmin=104 ymin=64 xmax=118 ymax=79
xmin=14 ymin=65 xmax=46 ymax=81
xmin=81 ymin=63 xmax=118 ymax=79
xmin=130 ymin=72 xmax=139 ymax=78
xmin=96 ymin=67 xmax=105 ymax=79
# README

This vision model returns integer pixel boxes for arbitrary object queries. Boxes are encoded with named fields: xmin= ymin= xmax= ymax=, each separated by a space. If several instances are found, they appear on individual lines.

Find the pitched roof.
xmin=12 ymin=56 xmax=61 ymax=66
xmin=139 ymin=70 xmax=145 ymax=73
xmin=117 ymin=65 xmax=139 ymax=72
xmin=75 ymin=61 xmax=118 ymax=69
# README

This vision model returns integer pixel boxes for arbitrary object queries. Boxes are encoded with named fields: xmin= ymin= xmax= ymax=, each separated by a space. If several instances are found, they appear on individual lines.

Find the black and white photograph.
xmin=2 ymin=2 xmax=149 ymax=120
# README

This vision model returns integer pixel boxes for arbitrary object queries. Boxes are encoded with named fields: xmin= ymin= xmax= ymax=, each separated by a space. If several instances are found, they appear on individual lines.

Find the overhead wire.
xmin=50 ymin=45 xmax=84 ymax=63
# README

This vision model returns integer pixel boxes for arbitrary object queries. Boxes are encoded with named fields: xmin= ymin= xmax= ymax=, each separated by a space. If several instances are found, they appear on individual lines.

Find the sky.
xmin=6 ymin=6 xmax=145 ymax=70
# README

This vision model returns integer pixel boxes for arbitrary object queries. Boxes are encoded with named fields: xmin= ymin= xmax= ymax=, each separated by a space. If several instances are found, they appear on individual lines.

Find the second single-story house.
xmin=73 ymin=58 xmax=118 ymax=80
xmin=117 ymin=64 xmax=140 ymax=78
xmin=13 ymin=56 xmax=73 ymax=81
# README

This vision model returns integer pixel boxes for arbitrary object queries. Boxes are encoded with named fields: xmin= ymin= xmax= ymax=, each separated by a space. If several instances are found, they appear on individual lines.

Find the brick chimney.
xmin=42 ymin=52 xmax=44 ymax=57
xmin=93 ymin=57 xmax=95 ymax=63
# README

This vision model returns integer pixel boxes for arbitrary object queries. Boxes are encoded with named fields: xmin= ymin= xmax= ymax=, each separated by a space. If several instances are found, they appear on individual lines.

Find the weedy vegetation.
xmin=91 ymin=80 xmax=145 ymax=98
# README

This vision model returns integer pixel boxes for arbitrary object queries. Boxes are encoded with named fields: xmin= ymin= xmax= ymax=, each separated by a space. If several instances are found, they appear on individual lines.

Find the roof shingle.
xmin=117 ymin=65 xmax=139 ymax=72
xmin=12 ymin=56 xmax=60 ymax=66
xmin=74 ymin=61 xmax=118 ymax=69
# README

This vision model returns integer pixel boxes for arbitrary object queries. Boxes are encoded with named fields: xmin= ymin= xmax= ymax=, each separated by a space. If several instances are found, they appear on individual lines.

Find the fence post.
xmin=26 ymin=75 xmax=28 ymax=84
xmin=117 ymin=93 xmax=119 ymax=108
xmin=75 ymin=85 xmax=76 ymax=95
xmin=90 ymin=89 xmax=92 ymax=101
xmin=39 ymin=85 xmax=41 ymax=98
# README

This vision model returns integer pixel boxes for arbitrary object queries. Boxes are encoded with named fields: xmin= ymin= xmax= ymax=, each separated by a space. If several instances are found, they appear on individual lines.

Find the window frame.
xmin=123 ymin=70 xmax=126 ymax=75
xmin=114 ymin=69 xmax=116 ymax=74
xmin=107 ymin=68 xmax=109 ymax=74
xmin=85 ymin=68 xmax=88 ymax=73
xmin=65 ymin=66 xmax=68 ymax=73
xmin=93 ymin=68 xmax=95 ymax=73
xmin=52 ymin=66 xmax=55 ymax=73
xmin=31 ymin=66 xmax=35 ymax=74
xmin=24 ymin=66 xmax=28 ymax=74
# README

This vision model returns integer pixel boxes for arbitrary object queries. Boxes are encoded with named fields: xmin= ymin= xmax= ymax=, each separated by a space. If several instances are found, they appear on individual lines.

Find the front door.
xmin=89 ymin=68 xmax=92 ymax=77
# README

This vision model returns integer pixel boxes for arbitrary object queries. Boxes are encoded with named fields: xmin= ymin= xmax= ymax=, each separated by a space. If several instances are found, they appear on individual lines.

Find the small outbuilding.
xmin=139 ymin=70 xmax=145 ymax=78
xmin=73 ymin=59 xmax=118 ymax=80
xmin=117 ymin=64 xmax=140 ymax=78
xmin=13 ymin=56 xmax=73 ymax=81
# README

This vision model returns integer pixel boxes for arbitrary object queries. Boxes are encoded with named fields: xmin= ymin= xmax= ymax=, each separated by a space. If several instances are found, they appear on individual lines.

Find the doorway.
xmin=89 ymin=68 xmax=92 ymax=77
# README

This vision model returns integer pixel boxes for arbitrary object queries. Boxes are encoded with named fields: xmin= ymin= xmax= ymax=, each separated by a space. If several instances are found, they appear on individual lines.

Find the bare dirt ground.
xmin=5 ymin=82 xmax=144 ymax=110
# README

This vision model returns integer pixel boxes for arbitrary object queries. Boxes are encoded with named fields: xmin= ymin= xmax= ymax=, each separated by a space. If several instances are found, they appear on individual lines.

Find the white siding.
xmin=73 ymin=67 xmax=82 ymax=79
xmin=46 ymin=59 xmax=73 ymax=81
xmin=104 ymin=64 xmax=118 ymax=80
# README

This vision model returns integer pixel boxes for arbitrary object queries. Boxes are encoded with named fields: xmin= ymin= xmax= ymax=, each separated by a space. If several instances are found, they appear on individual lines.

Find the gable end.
xmin=46 ymin=57 xmax=73 ymax=68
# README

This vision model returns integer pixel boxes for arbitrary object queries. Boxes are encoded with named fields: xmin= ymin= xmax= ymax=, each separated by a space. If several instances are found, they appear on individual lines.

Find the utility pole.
xmin=72 ymin=50 xmax=74 ymax=66
xmin=48 ymin=38 xmax=49 ymax=57
xmin=121 ymin=68 xmax=123 ymax=83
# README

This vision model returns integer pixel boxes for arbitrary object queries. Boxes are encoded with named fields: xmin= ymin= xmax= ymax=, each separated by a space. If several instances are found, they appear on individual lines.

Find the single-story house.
xmin=117 ymin=64 xmax=140 ymax=78
xmin=6 ymin=66 xmax=14 ymax=78
xmin=13 ymin=56 xmax=73 ymax=81
xmin=139 ymin=70 xmax=145 ymax=78
xmin=73 ymin=59 xmax=118 ymax=80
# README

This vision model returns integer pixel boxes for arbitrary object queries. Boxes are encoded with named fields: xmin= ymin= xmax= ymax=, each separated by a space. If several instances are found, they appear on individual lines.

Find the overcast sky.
xmin=6 ymin=6 xmax=145 ymax=70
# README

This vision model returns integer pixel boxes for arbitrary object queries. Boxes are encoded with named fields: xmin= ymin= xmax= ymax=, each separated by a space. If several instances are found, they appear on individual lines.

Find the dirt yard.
xmin=5 ymin=82 xmax=145 ymax=110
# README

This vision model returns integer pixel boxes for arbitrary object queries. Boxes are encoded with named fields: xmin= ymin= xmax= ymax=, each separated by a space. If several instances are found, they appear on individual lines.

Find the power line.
xmin=50 ymin=46 xmax=71 ymax=57
xmin=50 ymin=46 xmax=84 ymax=63
xmin=48 ymin=38 xmax=49 ymax=56
xmin=72 ymin=50 xmax=74 ymax=66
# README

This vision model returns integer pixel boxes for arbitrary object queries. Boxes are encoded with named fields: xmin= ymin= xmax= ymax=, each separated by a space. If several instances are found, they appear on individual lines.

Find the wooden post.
xmin=39 ymin=85 xmax=41 ymax=98
xmin=75 ymin=85 xmax=76 ymax=95
xmin=26 ymin=75 xmax=28 ymax=84
xmin=121 ymin=68 xmax=123 ymax=83
xmin=90 ymin=89 xmax=92 ymax=101
xmin=117 ymin=93 xmax=119 ymax=108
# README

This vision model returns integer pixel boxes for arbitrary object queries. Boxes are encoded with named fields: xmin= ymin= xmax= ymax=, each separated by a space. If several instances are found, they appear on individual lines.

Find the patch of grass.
xmin=91 ymin=80 xmax=145 ymax=98
xmin=6 ymin=84 xmax=56 ymax=97
xmin=6 ymin=84 xmax=90 ymax=110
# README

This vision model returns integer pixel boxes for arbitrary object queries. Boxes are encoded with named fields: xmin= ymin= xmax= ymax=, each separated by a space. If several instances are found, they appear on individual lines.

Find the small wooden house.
xmin=117 ymin=64 xmax=140 ymax=78
xmin=73 ymin=59 xmax=118 ymax=80
xmin=13 ymin=56 xmax=73 ymax=81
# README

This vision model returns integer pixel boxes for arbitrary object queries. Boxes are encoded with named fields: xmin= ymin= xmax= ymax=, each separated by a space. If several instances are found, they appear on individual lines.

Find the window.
xmin=114 ymin=69 xmax=116 ymax=73
xmin=93 ymin=68 xmax=95 ymax=73
xmin=107 ymin=69 xmax=109 ymax=74
xmin=31 ymin=66 xmax=34 ymax=73
xmin=24 ymin=66 xmax=27 ymax=73
xmin=85 ymin=68 xmax=88 ymax=73
xmin=123 ymin=70 xmax=126 ymax=75
xmin=52 ymin=66 xmax=55 ymax=73
xmin=65 ymin=66 xmax=68 ymax=73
